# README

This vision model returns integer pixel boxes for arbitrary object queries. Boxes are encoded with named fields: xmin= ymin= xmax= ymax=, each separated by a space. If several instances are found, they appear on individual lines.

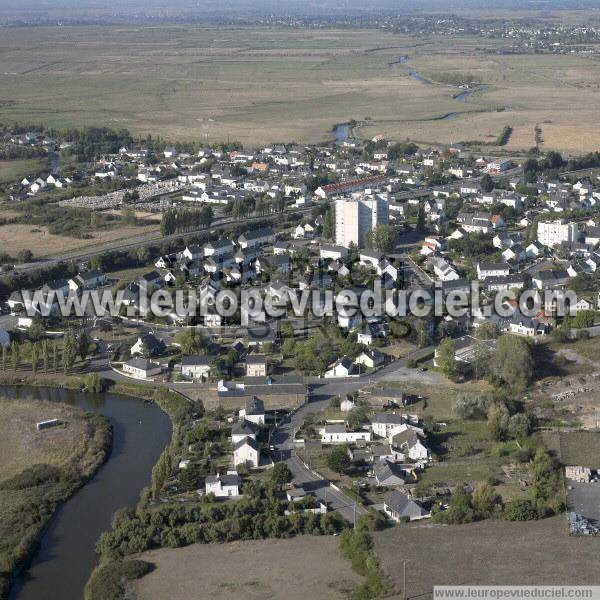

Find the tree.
xmin=77 ymin=331 xmax=89 ymax=361
xmin=41 ymin=339 xmax=50 ymax=372
xmin=62 ymin=331 xmax=77 ymax=375
xmin=436 ymin=337 xmax=459 ymax=381
xmin=487 ymin=402 xmax=510 ymax=441
xmin=325 ymin=445 xmax=351 ymax=474
xmin=270 ymin=462 xmax=293 ymax=488
xmin=480 ymin=173 xmax=494 ymax=193
xmin=28 ymin=315 xmax=46 ymax=342
xmin=416 ymin=206 xmax=426 ymax=233
xmin=52 ymin=340 xmax=59 ymax=373
xmin=322 ymin=208 xmax=335 ymax=240
xmin=10 ymin=341 xmax=19 ymax=371
xmin=31 ymin=343 xmax=38 ymax=375
xmin=16 ymin=249 xmax=34 ymax=263
xmin=489 ymin=335 xmax=534 ymax=391
xmin=364 ymin=224 xmax=395 ymax=253
xmin=175 ymin=328 xmax=207 ymax=355
xmin=471 ymin=482 xmax=501 ymax=517
xmin=508 ymin=413 xmax=532 ymax=442
xmin=504 ymin=498 xmax=538 ymax=521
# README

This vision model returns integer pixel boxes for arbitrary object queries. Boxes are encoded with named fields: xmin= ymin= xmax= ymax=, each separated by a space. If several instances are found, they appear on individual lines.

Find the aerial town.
xmin=1 ymin=2 xmax=600 ymax=600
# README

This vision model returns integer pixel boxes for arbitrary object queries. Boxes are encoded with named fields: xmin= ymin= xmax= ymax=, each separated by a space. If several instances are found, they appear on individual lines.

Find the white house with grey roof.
xmin=205 ymin=472 xmax=241 ymax=497
xmin=239 ymin=396 xmax=265 ymax=425
xmin=181 ymin=355 xmax=214 ymax=381
xmin=383 ymin=490 xmax=429 ymax=522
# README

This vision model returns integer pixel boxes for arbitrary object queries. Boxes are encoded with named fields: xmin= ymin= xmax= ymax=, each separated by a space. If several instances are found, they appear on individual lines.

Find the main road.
xmin=268 ymin=345 xmax=437 ymax=523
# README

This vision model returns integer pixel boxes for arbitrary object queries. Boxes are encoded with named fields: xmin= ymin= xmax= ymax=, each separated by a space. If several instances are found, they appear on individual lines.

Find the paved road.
xmin=267 ymin=345 xmax=437 ymax=523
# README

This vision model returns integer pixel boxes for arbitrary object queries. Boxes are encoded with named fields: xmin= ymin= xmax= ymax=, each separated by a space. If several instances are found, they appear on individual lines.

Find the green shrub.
xmin=85 ymin=559 xmax=153 ymax=600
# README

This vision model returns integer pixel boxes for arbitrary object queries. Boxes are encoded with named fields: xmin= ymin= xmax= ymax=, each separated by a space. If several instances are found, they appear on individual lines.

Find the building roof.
xmin=384 ymin=490 xmax=428 ymax=519
xmin=244 ymin=396 xmax=265 ymax=416
xmin=233 ymin=436 xmax=260 ymax=452
xmin=232 ymin=419 xmax=259 ymax=437
xmin=181 ymin=355 xmax=213 ymax=366
xmin=372 ymin=412 xmax=405 ymax=425
xmin=124 ymin=357 xmax=160 ymax=371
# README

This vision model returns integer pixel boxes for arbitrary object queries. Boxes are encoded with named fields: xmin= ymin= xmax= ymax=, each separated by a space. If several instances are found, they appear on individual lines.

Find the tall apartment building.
xmin=537 ymin=219 xmax=579 ymax=248
xmin=335 ymin=196 xmax=389 ymax=248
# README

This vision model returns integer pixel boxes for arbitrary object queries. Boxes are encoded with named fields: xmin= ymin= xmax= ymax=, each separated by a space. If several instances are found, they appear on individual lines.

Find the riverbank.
xmin=0 ymin=398 xmax=112 ymax=599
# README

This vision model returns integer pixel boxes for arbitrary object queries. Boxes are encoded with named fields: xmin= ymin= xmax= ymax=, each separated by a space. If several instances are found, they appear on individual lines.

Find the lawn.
xmin=375 ymin=516 xmax=600 ymax=599
xmin=133 ymin=536 xmax=362 ymax=600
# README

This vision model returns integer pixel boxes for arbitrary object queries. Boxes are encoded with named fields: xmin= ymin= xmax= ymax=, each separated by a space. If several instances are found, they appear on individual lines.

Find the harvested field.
xmin=133 ymin=536 xmax=361 ymax=600
xmin=1 ymin=26 xmax=599 ymax=151
xmin=0 ymin=398 xmax=89 ymax=481
xmin=0 ymin=222 xmax=158 ymax=257
xmin=375 ymin=516 xmax=600 ymax=599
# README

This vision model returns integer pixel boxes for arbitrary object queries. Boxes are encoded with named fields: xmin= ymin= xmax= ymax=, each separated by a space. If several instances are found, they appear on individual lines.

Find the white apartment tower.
xmin=335 ymin=196 xmax=389 ymax=248
xmin=537 ymin=219 xmax=579 ymax=248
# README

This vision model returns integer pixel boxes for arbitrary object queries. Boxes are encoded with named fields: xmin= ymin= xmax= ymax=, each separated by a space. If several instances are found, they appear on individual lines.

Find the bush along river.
xmin=5 ymin=386 xmax=172 ymax=600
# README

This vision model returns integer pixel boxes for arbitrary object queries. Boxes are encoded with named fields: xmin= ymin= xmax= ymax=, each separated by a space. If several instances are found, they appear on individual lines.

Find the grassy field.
xmin=559 ymin=432 xmax=600 ymax=469
xmin=0 ymin=26 xmax=599 ymax=151
xmin=0 ymin=159 xmax=46 ymax=185
xmin=0 ymin=398 xmax=89 ymax=480
xmin=133 ymin=536 xmax=361 ymax=600
xmin=375 ymin=516 xmax=600 ymax=599
xmin=0 ymin=222 xmax=158 ymax=258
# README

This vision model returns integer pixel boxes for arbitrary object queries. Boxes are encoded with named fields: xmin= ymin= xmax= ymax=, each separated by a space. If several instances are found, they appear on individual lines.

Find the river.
xmin=5 ymin=386 xmax=172 ymax=600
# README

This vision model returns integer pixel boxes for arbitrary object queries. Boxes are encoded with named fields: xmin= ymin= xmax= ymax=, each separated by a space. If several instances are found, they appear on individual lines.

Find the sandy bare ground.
xmin=134 ymin=536 xmax=361 ymax=600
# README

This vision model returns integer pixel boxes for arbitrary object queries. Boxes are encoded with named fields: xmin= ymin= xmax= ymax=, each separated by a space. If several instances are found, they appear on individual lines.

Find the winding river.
xmin=4 ymin=386 xmax=172 ymax=600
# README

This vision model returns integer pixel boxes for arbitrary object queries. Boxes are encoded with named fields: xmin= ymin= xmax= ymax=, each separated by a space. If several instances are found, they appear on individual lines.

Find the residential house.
xmin=231 ymin=419 xmax=259 ymax=445
xmin=205 ymin=472 xmax=241 ymax=497
xmin=246 ymin=354 xmax=267 ymax=378
xmin=130 ymin=334 xmax=165 ymax=357
xmin=122 ymin=357 xmax=162 ymax=379
xmin=181 ymin=355 xmax=214 ymax=381
xmin=320 ymin=424 xmax=371 ymax=444
xmin=233 ymin=437 xmax=260 ymax=468
xmin=383 ymin=490 xmax=429 ymax=522
xmin=239 ymin=396 xmax=265 ymax=425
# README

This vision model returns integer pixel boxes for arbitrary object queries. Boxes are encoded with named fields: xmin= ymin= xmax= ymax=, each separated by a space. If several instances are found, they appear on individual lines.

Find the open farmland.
xmin=0 ymin=398 xmax=90 ymax=481
xmin=0 ymin=222 xmax=159 ymax=258
xmin=375 ymin=517 xmax=600 ymax=599
xmin=133 ymin=536 xmax=361 ymax=600
xmin=1 ymin=26 xmax=600 ymax=151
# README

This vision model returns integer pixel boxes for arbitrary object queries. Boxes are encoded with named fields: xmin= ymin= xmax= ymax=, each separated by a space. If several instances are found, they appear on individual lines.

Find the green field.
xmin=0 ymin=158 xmax=45 ymax=185
xmin=1 ymin=26 xmax=599 ymax=151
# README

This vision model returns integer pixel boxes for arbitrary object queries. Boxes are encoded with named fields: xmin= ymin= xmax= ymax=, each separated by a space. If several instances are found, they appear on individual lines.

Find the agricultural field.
xmin=132 ymin=536 xmax=361 ymax=600
xmin=375 ymin=516 xmax=600 ymax=599
xmin=1 ymin=26 xmax=599 ymax=151
xmin=0 ymin=398 xmax=90 ymax=481
xmin=0 ymin=222 xmax=159 ymax=258
xmin=0 ymin=158 xmax=46 ymax=185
